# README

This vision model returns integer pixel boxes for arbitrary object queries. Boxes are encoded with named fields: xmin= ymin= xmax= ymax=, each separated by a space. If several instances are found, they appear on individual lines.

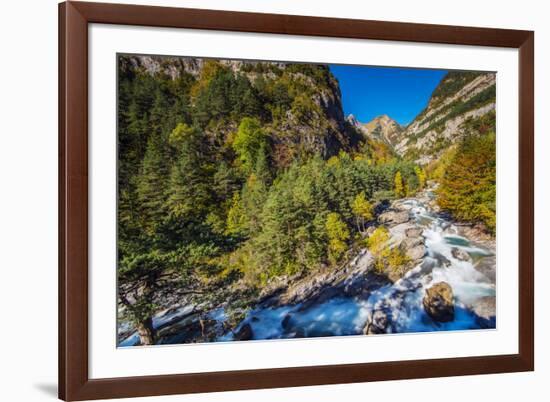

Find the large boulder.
xmin=400 ymin=236 xmax=423 ymax=249
xmin=423 ymin=282 xmax=455 ymax=322
xmin=405 ymin=226 xmax=424 ymax=238
xmin=406 ymin=245 xmax=427 ymax=261
xmin=474 ymin=255 xmax=496 ymax=283
xmin=363 ymin=310 xmax=388 ymax=335
xmin=432 ymin=252 xmax=452 ymax=268
xmin=470 ymin=296 xmax=496 ymax=328
xmin=399 ymin=237 xmax=426 ymax=262
xmin=378 ymin=210 xmax=410 ymax=226
xmin=234 ymin=323 xmax=253 ymax=341
xmin=451 ymin=247 xmax=471 ymax=262
xmin=281 ymin=313 xmax=293 ymax=330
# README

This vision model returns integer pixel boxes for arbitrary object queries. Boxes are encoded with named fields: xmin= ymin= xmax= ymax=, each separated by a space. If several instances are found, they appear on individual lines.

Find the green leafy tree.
xmin=325 ymin=212 xmax=350 ymax=264
xmin=351 ymin=191 xmax=374 ymax=233
xmin=232 ymin=117 xmax=269 ymax=173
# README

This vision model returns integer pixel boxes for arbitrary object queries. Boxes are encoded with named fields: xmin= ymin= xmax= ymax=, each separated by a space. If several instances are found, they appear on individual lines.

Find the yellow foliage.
xmin=329 ymin=238 xmax=347 ymax=258
xmin=415 ymin=166 xmax=427 ymax=189
xmin=326 ymin=155 xmax=340 ymax=167
xmin=404 ymin=182 xmax=411 ymax=197
xmin=352 ymin=191 xmax=374 ymax=233
xmin=367 ymin=227 xmax=390 ymax=256
xmin=325 ymin=212 xmax=350 ymax=263
xmin=190 ymin=60 xmax=225 ymax=98
xmin=367 ymin=226 xmax=410 ymax=274
xmin=386 ymin=247 xmax=411 ymax=273
xmin=351 ymin=191 xmax=374 ymax=221
xmin=436 ymin=133 xmax=495 ymax=233
xmin=394 ymin=171 xmax=404 ymax=198
xmin=426 ymin=146 xmax=457 ymax=180
xmin=225 ymin=192 xmax=247 ymax=236
xmin=168 ymin=123 xmax=194 ymax=147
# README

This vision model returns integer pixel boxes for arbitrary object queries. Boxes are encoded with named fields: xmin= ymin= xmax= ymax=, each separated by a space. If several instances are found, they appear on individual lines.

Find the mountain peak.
xmin=361 ymin=115 xmax=402 ymax=146
xmin=371 ymin=114 xmax=399 ymax=126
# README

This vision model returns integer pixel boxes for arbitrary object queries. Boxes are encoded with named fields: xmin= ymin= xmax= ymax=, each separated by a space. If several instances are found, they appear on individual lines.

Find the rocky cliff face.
xmin=394 ymin=71 xmax=496 ymax=164
xmin=119 ymin=54 xmax=354 ymax=163
xmin=346 ymin=114 xmax=402 ymax=146
xmin=121 ymin=56 xmax=495 ymax=167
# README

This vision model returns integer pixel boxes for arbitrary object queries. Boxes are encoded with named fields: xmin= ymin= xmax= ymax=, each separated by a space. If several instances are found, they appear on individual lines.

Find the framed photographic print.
xmin=59 ymin=1 xmax=534 ymax=400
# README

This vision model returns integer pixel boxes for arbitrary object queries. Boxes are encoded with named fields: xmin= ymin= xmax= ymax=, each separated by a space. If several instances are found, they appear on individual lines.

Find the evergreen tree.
xmin=166 ymin=123 xmax=213 ymax=218
xmin=136 ymin=136 xmax=170 ymax=235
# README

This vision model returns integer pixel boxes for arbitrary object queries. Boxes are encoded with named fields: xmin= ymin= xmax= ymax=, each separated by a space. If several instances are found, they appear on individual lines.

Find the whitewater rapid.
xmin=225 ymin=195 xmax=496 ymax=340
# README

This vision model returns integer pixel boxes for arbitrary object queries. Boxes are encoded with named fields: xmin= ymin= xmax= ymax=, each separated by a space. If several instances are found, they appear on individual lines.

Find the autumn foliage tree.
xmin=351 ymin=191 xmax=374 ymax=233
xmin=437 ymin=132 xmax=496 ymax=233
xmin=415 ymin=166 xmax=426 ymax=189
xmin=394 ymin=171 xmax=404 ymax=198
xmin=325 ymin=212 xmax=350 ymax=264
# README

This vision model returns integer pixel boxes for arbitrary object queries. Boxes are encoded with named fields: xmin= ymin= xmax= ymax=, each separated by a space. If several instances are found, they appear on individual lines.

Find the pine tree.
xmin=136 ymin=136 xmax=170 ymax=235
xmin=166 ymin=123 xmax=212 ymax=218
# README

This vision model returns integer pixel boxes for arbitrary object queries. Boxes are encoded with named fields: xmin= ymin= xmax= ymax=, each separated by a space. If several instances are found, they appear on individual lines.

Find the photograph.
xmin=2 ymin=0 xmax=543 ymax=400
xmin=116 ymin=54 xmax=497 ymax=347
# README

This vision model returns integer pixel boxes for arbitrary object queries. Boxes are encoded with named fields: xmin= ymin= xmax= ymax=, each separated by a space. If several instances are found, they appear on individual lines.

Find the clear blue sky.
xmin=329 ymin=65 xmax=447 ymax=126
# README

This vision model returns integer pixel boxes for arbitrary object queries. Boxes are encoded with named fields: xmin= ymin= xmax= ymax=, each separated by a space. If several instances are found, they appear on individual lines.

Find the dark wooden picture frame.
xmin=59 ymin=1 xmax=534 ymax=400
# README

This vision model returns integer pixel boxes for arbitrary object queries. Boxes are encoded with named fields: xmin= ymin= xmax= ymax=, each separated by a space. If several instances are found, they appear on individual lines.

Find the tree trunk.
xmin=136 ymin=317 xmax=155 ymax=345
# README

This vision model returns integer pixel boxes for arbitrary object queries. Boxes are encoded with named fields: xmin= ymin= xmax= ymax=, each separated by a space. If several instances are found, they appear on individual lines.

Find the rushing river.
xmin=119 ymin=194 xmax=496 ymax=347
xmin=219 ymin=195 xmax=496 ymax=341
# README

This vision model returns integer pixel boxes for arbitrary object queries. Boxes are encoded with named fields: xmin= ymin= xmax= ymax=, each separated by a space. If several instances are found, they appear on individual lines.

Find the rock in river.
xmin=470 ymin=296 xmax=496 ymax=328
xmin=234 ymin=323 xmax=253 ymax=341
xmin=406 ymin=245 xmax=427 ymax=261
xmin=423 ymin=282 xmax=455 ymax=322
xmin=399 ymin=236 xmax=426 ymax=262
xmin=378 ymin=210 xmax=410 ymax=226
xmin=405 ymin=226 xmax=423 ymax=238
xmin=363 ymin=310 xmax=388 ymax=335
xmin=451 ymin=247 xmax=471 ymax=262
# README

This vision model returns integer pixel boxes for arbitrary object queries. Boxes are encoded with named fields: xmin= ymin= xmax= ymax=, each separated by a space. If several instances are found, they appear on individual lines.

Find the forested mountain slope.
xmin=120 ymin=55 xmax=360 ymax=169
xmin=394 ymin=71 xmax=496 ymax=164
